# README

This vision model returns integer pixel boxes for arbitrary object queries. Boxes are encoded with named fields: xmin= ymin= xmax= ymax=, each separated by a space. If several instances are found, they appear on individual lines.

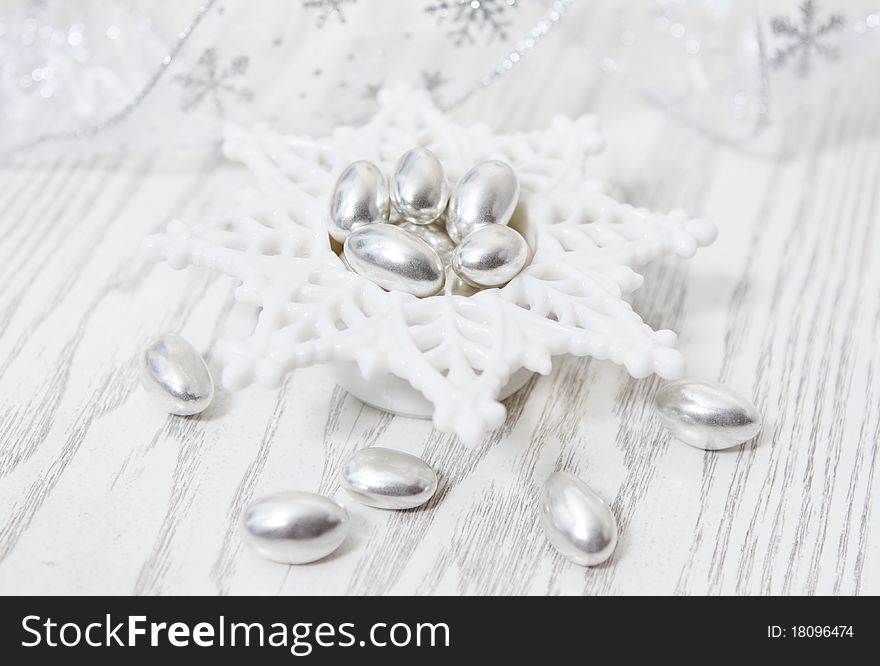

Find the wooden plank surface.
xmin=0 ymin=46 xmax=877 ymax=596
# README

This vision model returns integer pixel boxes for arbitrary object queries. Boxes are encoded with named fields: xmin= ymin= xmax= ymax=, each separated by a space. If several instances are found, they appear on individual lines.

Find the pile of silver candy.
xmin=328 ymin=148 xmax=530 ymax=297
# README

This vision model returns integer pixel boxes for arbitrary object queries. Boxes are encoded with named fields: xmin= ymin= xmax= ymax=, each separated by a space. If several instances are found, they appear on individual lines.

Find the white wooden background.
xmin=1 ymin=29 xmax=878 ymax=596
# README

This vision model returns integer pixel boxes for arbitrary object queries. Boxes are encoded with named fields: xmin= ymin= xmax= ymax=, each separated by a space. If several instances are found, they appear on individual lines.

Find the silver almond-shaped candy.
xmin=328 ymin=160 xmax=389 ymax=243
xmin=451 ymin=224 xmax=529 ymax=288
xmin=443 ymin=267 xmax=480 ymax=297
xmin=655 ymin=379 xmax=762 ymax=450
xmin=399 ymin=221 xmax=455 ymax=265
xmin=142 ymin=334 xmax=214 ymax=416
xmin=240 ymin=491 xmax=349 ymax=564
xmin=344 ymin=224 xmax=445 ymax=297
xmin=540 ymin=472 xmax=618 ymax=567
xmin=445 ymin=160 xmax=519 ymax=243
xmin=341 ymin=447 xmax=438 ymax=510
xmin=391 ymin=148 xmax=449 ymax=224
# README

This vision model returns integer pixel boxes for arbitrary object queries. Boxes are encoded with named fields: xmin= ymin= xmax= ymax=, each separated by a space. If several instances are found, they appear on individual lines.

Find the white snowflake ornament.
xmin=144 ymin=84 xmax=716 ymax=445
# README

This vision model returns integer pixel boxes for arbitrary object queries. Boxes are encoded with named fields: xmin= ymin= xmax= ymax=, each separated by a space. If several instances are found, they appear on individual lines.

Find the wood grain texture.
xmin=0 ymin=48 xmax=877 ymax=595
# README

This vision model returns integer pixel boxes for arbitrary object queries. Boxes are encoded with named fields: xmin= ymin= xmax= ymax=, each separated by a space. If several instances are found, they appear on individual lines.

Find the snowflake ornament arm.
xmin=144 ymin=85 xmax=715 ymax=445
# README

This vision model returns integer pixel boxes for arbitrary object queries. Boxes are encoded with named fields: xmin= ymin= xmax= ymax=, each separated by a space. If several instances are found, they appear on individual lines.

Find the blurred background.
xmin=3 ymin=0 xmax=879 ymax=155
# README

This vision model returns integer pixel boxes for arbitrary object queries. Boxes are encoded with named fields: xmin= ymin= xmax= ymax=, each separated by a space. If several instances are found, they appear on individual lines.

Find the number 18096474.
xmin=767 ymin=626 xmax=854 ymax=638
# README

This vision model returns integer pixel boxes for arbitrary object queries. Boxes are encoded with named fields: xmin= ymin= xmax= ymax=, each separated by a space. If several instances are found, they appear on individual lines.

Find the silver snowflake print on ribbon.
xmin=362 ymin=80 xmax=384 ymax=100
xmin=303 ymin=0 xmax=357 ymax=28
xmin=175 ymin=48 xmax=253 ymax=116
xmin=426 ymin=0 xmax=519 ymax=46
xmin=421 ymin=70 xmax=449 ymax=91
xmin=770 ymin=0 xmax=844 ymax=76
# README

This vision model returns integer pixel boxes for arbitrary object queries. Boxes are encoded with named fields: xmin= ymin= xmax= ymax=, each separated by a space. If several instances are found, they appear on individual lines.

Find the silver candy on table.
xmin=328 ymin=160 xmax=389 ymax=243
xmin=655 ymin=379 xmax=762 ymax=450
xmin=445 ymin=160 xmax=519 ymax=244
xmin=141 ymin=334 xmax=214 ymax=416
xmin=344 ymin=224 xmax=445 ymax=297
xmin=390 ymin=148 xmax=449 ymax=224
xmin=451 ymin=223 xmax=529 ymax=288
xmin=539 ymin=471 xmax=618 ymax=567
xmin=341 ymin=447 xmax=438 ymax=510
xmin=399 ymin=221 xmax=455 ymax=265
xmin=240 ymin=491 xmax=349 ymax=564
